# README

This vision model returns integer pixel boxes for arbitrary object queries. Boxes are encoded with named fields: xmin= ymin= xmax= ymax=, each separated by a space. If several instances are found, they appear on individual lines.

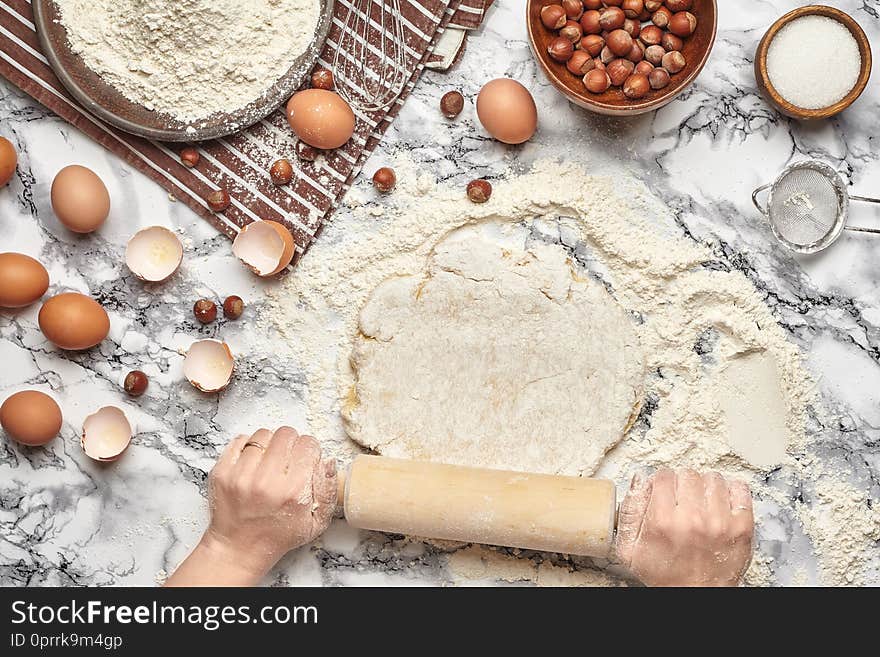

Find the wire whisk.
xmin=333 ymin=0 xmax=409 ymax=112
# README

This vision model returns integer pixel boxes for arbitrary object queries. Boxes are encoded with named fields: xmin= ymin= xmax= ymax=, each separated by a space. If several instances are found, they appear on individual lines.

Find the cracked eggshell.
xmin=231 ymin=220 xmax=295 ymax=276
xmin=125 ymin=226 xmax=183 ymax=282
xmin=82 ymin=406 xmax=132 ymax=462
xmin=184 ymin=339 xmax=234 ymax=392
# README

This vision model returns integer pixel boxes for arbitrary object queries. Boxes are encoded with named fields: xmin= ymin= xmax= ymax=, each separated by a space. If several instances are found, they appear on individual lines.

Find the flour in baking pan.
xmin=264 ymin=158 xmax=875 ymax=586
xmin=54 ymin=0 xmax=320 ymax=123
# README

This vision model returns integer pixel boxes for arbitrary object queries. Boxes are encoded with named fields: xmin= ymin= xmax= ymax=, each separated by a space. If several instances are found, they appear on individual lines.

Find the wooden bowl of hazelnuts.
xmin=527 ymin=0 xmax=717 ymax=116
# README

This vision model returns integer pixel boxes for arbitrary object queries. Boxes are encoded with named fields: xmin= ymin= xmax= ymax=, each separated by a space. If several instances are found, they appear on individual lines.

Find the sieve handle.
xmin=846 ymin=195 xmax=880 ymax=234
xmin=751 ymin=184 xmax=771 ymax=215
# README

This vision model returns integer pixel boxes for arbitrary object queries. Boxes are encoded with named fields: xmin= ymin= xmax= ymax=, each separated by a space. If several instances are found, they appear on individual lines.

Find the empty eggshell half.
xmin=184 ymin=339 xmax=234 ymax=392
xmin=82 ymin=406 xmax=132 ymax=461
xmin=231 ymin=220 xmax=295 ymax=276
xmin=125 ymin=226 xmax=183 ymax=282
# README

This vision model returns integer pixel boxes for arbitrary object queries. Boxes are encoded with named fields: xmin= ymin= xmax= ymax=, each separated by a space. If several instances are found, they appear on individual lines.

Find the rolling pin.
xmin=338 ymin=455 xmax=618 ymax=558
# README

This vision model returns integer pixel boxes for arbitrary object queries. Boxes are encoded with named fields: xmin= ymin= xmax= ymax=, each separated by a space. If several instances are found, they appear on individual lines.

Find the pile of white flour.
xmin=55 ymin=0 xmax=320 ymax=123
xmin=264 ymin=158 xmax=879 ymax=586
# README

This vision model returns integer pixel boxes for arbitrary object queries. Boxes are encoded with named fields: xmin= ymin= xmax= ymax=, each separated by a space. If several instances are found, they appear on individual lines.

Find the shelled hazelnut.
xmin=562 ymin=0 xmax=584 ymax=21
xmin=567 ymin=50 xmax=595 ymax=76
xmin=661 ymin=50 xmax=686 ymax=74
xmin=584 ymin=69 xmax=611 ymax=93
xmin=669 ymin=11 xmax=697 ymax=37
xmin=621 ymin=0 xmax=643 ymax=19
xmin=440 ymin=90 xmax=465 ymax=118
xmin=649 ymin=67 xmax=671 ymax=90
xmin=560 ymin=20 xmax=583 ymax=42
xmin=598 ymin=7 xmax=625 ymax=31
xmin=607 ymin=58 xmax=635 ymax=86
xmin=269 ymin=159 xmax=293 ymax=185
xmin=372 ymin=167 xmax=396 ymax=193
xmin=579 ymin=34 xmax=606 ymax=57
xmin=580 ymin=9 xmax=602 ymax=34
xmin=623 ymin=73 xmax=650 ymax=99
xmin=541 ymin=5 xmax=567 ymax=30
xmin=311 ymin=69 xmax=334 ymax=90
xmin=548 ymin=36 xmax=574 ymax=63
xmin=466 ymin=179 xmax=492 ymax=203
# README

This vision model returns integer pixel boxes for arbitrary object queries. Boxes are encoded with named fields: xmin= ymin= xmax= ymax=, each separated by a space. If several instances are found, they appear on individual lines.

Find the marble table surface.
xmin=2 ymin=1 xmax=879 ymax=587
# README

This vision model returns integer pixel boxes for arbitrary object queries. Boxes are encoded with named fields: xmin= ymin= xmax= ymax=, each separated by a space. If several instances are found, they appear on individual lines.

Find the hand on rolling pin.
xmin=165 ymin=427 xmax=338 ymax=587
xmin=615 ymin=469 xmax=754 ymax=587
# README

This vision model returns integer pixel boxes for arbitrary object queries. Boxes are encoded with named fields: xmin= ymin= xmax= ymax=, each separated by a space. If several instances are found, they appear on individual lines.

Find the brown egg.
xmin=50 ymin=165 xmax=111 ymax=233
xmin=1 ymin=390 xmax=62 ymax=446
xmin=0 ymin=136 xmax=17 ymax=187
xmin=38 ymin=292 xmax=110 ymax=350
xmin=476 ymin=79 xmax=538 ymax=145
xmin=286 ymin=89 xmax=355 ymax=150
xmin=0 ymin=253 xmax=49 ymax=308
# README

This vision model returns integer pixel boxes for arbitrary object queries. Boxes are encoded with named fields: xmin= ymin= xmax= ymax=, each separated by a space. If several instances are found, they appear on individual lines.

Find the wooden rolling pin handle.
xmin=337 ymin=455 xmax=618 ymax=559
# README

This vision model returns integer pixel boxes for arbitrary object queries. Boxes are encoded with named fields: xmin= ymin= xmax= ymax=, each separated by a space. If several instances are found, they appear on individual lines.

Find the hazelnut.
xmin=372 ymin=167 xmax=396 ymax=193
xmin=623 ymin=73 xmax=650 ymax=99
xmin=600 ymin=46 xmax=615 ymax=64
xmin=668 ymin=11 xmax=697 ymax=37
xmin=547 ymin=36 xmax=575 ymax=63
xmin=584 ymin=0 xmax=602 ymax=8
xmin=644 ymin=0 xmax=663 ymax=11
xmin=295 ymin=140 xmax=319 ymax=162
xmin=651 ymin=6 xmax=672 ymax=29
xmin=579 ymin=34 xmax=605 ymax=57
xmin=649 ymin=67 xmax=671 ymax=90
xmin=640 ymin=25 xmax=663 ymax=46
xmin=440 ymin=90 xmax=465 ymax=118
xmin=638 ymin=7 xmax=652 ymax=21
xmin=661 ymin=50 xmax=686 ymax=74
xmin=661 ymin=32 xmax=684 ymax=52
xmin=223 ymin=295 xmax=244 ymax=320
xmin=666 ymin=0 xmax=693 ymax=11
xmin=598 ymin=7 xmax=625 ymax=31
xmin=603 ymin=0 xmax=623 ymax=5
xmin=311 ymin=69 xmax=334 ymax=90
xmin=562 ymin=0 xmax=584 ymax=21
xmin=606 ymin=29 xmax=633 ymax=57
xmin=180 ymin=147 xmax=199 ymax=168
xmin=540 ymin=4 xmax=567 ymax=30
xmin=592 ymin=58 xmax=606 ymax=71
xmin=607 ymin=58 xmax=635 ymax=86
xmin=584 ymin=68 xmax=611 ymax=93
xmin=206 ymin=189 xmax=230 ymax=212
xmin=567 ymin=50 xmax=595 ymax=76
xmin=193 ymin=298 xmax=217 ymax=324
xmin=269 ymin=159 xmax=293 ymax=185
xmin=580 ymin=9 xmax=602 ymax=34
xmin=621 ymin=0 xmax=643 ymax=19
xmin=645 ymin=44 xmax=666 ymax=66
xmin=560 ymin=20 xmax=583 ymax=42
xmin=123 ymin=370 xmax=148 ymax=397
xmin=466 ymin=179 xmax=492 ymax=203
xmin=635 ymin=61 xmax=655 ymax=76
xmin=623 ymin=18 xmax=641 ymax=39
xmin=626 ymin=40 xmax=645 ymax=63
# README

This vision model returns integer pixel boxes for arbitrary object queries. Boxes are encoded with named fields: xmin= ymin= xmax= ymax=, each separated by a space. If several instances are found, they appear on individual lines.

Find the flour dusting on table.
xmin=55 ymin=0 xmax=320 ymax=123
xmin=264 ymin=158 xmax=877 ymax=586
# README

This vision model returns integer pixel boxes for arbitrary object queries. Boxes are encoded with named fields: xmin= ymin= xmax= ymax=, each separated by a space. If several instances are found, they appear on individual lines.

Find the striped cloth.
xmin=0 ymin=0 xmax=488 ymax=264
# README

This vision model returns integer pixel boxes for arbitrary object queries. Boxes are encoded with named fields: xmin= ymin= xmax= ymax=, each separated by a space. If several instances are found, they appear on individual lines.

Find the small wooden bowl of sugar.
xmin=755 ymin=5 xmax=872 ymax=121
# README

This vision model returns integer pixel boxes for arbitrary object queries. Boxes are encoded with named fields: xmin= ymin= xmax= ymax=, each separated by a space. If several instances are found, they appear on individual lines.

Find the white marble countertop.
xmin=1 ymin=1 xmax=878 ymax=586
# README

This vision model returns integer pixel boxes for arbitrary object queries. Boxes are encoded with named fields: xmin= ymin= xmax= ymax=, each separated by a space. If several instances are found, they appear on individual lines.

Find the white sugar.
xmin=766 ymin=15 xmax=861 ymax=110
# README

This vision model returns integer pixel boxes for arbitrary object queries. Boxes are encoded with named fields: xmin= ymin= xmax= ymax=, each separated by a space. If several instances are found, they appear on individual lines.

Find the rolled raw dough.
xmin=342 ymin=224 xmax=645 ymax=476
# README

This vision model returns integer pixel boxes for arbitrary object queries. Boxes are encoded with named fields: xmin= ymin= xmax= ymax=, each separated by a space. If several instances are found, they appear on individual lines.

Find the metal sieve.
xmin=752 ymin=160 xmax=880 ymax=254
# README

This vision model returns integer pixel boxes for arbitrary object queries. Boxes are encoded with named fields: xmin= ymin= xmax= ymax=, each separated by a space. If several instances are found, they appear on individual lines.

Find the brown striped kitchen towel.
xmin=0 ymin=0 xmax=488 ymax=264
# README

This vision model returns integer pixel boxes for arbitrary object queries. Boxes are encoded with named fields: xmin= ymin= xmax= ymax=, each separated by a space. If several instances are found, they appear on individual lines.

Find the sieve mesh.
xmin=767 ymin=167 xmax=842 ymax=246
